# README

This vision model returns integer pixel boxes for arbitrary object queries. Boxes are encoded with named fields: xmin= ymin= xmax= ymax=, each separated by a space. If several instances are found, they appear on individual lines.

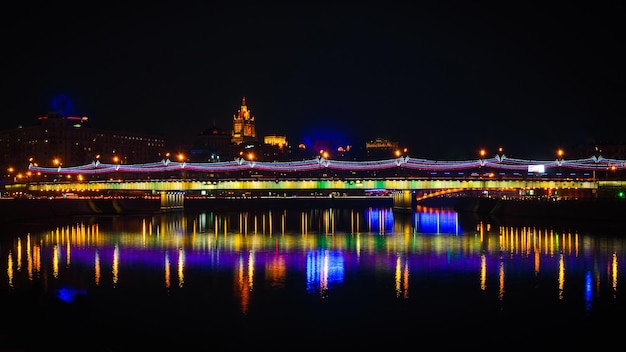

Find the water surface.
xmin=0 ymin=205 xmax=624 ymax=351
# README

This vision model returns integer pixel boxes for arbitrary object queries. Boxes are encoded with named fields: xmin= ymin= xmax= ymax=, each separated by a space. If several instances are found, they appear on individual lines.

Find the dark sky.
xmin=2 ymin=1 xmax=624 ymax=160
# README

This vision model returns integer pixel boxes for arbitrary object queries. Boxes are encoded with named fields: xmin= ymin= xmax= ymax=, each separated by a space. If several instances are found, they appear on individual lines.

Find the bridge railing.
xmin=23 ymin=155 xmax=626 ymax=182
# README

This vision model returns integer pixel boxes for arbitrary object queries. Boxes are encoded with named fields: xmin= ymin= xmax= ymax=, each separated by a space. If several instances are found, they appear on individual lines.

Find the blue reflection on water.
xmin=54 ymin=286 xmax=88 ymax=304
xmin=365 ymin=207 xmax=461 ymax=234
xmin=306 ymin=249 xmax=345 ymax=294
xmin=585 ymin=270 xmax=593 ymax=312
xmin=414 ymin=210 xmax=460 ymax=234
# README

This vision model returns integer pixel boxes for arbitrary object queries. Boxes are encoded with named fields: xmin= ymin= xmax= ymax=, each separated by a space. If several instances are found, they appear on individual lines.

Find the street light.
xmin=53 ymin=158 xmax=62 ymax=181
xmin=557 ymin=148 xmax=564 ymax=160
xmin=178 ymin=153 xmax=186 ymax=179
xmin=556 ymin=148 xmax=564 ymax=180
xmin=113 ymin=155 xmax=121 ymax=181
xmin=479 ymin=148 xmax=487 ymax=172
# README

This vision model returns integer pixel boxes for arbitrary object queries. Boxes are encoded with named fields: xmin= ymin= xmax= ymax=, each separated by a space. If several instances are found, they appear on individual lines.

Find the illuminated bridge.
xmin=4 ymin=154 xmax=624 ymax=211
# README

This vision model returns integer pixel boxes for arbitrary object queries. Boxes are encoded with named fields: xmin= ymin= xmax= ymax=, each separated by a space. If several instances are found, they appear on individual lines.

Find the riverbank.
xmin=0 ymin=195 xmax=394 ymax=221
xmin=0 ymin=197 xmax=162 ymax=220
xmin=2 ymin=195 xmax=625 ymax=223
xmin=452 ymin=196 xmax=626 ymax=221
xmin=184 ymin=195 xmax=393 ymax=211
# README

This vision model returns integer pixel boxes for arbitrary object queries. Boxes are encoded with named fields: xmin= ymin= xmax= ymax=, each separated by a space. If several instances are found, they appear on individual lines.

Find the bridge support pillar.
xmin=392 ymin=190 xmax=414 ymax=212
xmin=160 ymin=191 xmax=185 ymax=212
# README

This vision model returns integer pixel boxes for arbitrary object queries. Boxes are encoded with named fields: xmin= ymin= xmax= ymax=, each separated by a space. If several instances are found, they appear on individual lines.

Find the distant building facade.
xmin=365 ymin=137 xmax=402 ymax=160
xmin=189 ymin=124 xmax=238 ymax=162
xmin=576 ymin=142 xmax=626 ymax=159
xmin=0 ymin=112 xmax=167 ymax=180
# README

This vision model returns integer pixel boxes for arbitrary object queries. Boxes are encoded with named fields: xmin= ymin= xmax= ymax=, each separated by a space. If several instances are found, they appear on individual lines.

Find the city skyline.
xmin=2 ymin=2 xmax=624 ymax=160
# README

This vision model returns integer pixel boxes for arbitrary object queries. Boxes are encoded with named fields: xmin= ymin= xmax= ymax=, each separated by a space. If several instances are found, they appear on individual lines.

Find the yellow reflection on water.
xmin=612 ymin=253 xmax=618 ymax=296
xmin=480 ymin=254 xmax=486 ymax=291
xmin=235 ymin=252 xmax=254 ymax=314
xmin=7 ymin=251 xmax=13 ymax=288
xmin=498 ymin=259 xmax=505 ymax=301
xmin=16 ymin=238 xmax=21 ymax=272
xmin=394 ymin=256 xmax=409 ymax=298
xmin=113 ymin=244 xmax=119 ymax=287
xmin=95 ymin=250 xmax=100 ymax=286
xmin=53 ymin=245 xmax=59 ymax=278
xmin=177 ymin=248 xmax=185 ymax=288
xmin=164 ymin=252 xmax=170 ymax=290
xmin=558 ymin=253 xmax=565 ymax=300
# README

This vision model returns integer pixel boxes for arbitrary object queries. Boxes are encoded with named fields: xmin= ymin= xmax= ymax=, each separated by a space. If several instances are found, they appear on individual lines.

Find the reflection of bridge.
xmin=7 ymin=155 xmax=626 ymax=210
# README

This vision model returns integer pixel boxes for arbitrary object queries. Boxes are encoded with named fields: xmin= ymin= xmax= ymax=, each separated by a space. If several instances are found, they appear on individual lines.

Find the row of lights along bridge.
xmin=15 ymin=146 xmax=626 ymax=184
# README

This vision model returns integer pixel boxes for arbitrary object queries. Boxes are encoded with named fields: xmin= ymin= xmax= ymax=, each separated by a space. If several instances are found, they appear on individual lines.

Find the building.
xmin=189 ymin=124 xmax=237 ymax=162
xmin=576 ymin=142 xmax=626 ymax=159
xmin=365 ymin=137 xmax=404 ymax=160
xmin=191 ymin=98 xmax=294 ymax=162
xmin=0 ymin=112 xmax=167 ymax=182
xmin=263 ymin=135 xmax=288 ymax=148
xmin=231 ymin=97 xmax=257 ymax=145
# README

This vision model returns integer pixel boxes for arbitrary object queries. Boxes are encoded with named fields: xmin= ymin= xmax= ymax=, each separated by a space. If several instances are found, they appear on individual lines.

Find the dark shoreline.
xmin=451 ymin=196 xmax=626 ymax=221
xmin=0 ymin=196 xmax=394 ymax=221
xmin=2 ymin=196 xmax=626 ymax=224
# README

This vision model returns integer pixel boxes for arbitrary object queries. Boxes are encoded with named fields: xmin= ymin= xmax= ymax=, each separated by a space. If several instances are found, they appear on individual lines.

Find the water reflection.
xmin=0 ymin=205 xmax=625 ymax=349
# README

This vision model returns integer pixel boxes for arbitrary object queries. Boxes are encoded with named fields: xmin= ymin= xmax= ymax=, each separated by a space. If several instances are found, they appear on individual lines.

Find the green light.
xmin=618 ymin=191 xmax=625 ymax=198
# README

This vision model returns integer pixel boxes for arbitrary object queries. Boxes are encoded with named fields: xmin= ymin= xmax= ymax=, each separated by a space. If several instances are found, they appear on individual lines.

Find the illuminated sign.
xmin=528 ymin=165 xmax=545 ymax=173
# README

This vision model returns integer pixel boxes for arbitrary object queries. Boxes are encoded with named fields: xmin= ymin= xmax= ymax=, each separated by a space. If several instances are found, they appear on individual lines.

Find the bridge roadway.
xmin=7 ymin=176 xmax=626 ymax=211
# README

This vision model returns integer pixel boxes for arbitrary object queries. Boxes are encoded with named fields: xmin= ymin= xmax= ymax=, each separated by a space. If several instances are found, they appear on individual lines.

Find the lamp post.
xmin=94 ymin=155 xmax=101 ymax=180
xmin=479 ymin=148 xmax=486 ymax=178
xmin=592 ymin=146 xmax=601 ymax=181
xmin=53 ymin=158 xmax=62 ymax=182
xmin=556 ymin=148 xmax=564 ymax=181
xmin=178 ymin=153 xmax=186 ymax=180
xmin=113 ymin=155 xmax=120 ymax=181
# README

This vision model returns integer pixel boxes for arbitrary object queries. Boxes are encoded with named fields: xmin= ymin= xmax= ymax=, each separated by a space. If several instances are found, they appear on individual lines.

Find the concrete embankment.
xmin=453 ymin=197 xmax=626 ymax=221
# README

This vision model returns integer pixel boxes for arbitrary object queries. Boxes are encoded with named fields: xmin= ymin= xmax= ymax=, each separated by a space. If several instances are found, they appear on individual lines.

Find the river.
xmin=0 ymin=202 xmax=624 ymax=351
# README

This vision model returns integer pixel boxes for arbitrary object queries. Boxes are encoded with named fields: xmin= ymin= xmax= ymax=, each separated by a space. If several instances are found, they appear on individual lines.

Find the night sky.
xmin=2 ymin=2 xmax=624 ymax=160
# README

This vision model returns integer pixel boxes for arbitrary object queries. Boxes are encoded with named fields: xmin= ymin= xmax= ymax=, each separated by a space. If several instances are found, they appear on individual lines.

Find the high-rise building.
xmin=231 ymin=97 xmax=256 ymax=145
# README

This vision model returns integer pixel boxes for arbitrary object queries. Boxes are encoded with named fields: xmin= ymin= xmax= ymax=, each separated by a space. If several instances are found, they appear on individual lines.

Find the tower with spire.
xmin=231 ymin=97 xmax=256 ymax=145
